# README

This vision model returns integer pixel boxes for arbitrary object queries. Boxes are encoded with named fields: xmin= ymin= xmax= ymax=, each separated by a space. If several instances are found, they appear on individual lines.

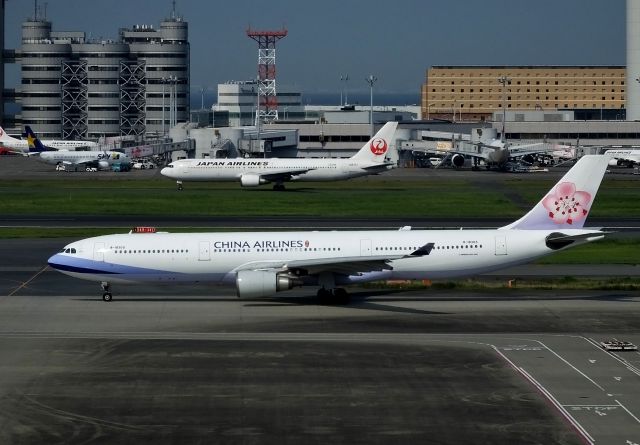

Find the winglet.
xmin=350 ymin=121 xmax=398 ymax=163
xmin=501 ymin=155 xmax=609 ymax=230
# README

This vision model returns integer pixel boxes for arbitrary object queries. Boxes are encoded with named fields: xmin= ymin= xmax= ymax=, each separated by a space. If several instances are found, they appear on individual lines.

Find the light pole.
xmin=340 ymin=74 xmax=349 ymax=106
xmin=200 ymin=86 xmax=207 ymax=110
xmin=427 ymin=103 xmax=435 ymax=120
xmin=172 ymin=76 xmax=178 ymax=127
xmin=497 ymin=75 xmax=511 ymax=142
xmin=161 ymin=77 xmax=166 ymax=136
xmin=365 ymin=74 xmax=377 ymax=138
xmin=168 ymin=75 xmax=178 ymax=128
xmin=168 ymin=77 xmax=174 ymax=130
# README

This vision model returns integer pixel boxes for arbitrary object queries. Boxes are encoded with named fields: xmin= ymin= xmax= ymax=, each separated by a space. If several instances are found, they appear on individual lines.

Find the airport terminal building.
xmin=422 ymin=66 xmax=626 ymax=122
xmin=13 ymin=15 xmax=189 ymax=139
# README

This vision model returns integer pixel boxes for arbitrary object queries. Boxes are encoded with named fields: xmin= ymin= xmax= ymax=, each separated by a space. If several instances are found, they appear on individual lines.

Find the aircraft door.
xmin=93 ymin=242 xmax=105 ymax=261
xmin=360 ymin=239 xmax=372 ymax=256
xmin=198 ymin=241 xmax=210 ymax=261
xmin=494 ymin=235 xmax=507 ymax=256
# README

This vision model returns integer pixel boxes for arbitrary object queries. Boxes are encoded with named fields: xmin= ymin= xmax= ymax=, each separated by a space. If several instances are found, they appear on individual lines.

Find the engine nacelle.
xmin=521 ymin=154 xmax=535 ymax=165
xmin=451 ymin=153 xmax=465 ymax=168
xmin=98 ymin=160 xmax=109 ymax=170
xmin=235 ymin=270 xmax=301 ymax=298
xmin=608 ymin=158 xmax=631 ymax=167
xmin=240 ymin=174 xmax=265 ymax=187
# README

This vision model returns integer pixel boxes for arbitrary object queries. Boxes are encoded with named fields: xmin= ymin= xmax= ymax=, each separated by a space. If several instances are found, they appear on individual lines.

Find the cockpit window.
xmin=167 ymin=164 xmax=174 ymax=168
xmin=62 ymin=248 xmax=77 ymax=254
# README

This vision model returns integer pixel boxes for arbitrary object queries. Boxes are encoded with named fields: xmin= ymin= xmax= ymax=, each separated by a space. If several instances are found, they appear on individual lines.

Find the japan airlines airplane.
xmin=0 ymin=125 xmax=98 ymax=154
xmin=605 ymin=149 xmax=640 ymax=167
xmin=38 ymin=149 xmax=131 ymax=171
xmin=48 ymin=155 xmax=610 ymax=302
xmin=161 ymin=122 xmax=398 ymax=190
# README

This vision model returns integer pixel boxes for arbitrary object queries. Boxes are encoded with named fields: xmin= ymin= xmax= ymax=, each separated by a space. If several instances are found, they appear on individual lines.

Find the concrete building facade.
xmin=0 ymin=0 xmax=4 ymax=124
xmin=422 ymin=66 xmax=626 ymax=122
xmin=16 ymin=15 xmax=189 ymax=139
xmin=215 ymin=81 xmax=304 ymax=127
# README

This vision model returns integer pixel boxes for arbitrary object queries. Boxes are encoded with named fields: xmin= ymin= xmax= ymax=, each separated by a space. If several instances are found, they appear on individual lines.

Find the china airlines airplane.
xmin=161 ymin=122 xmax=398 ymax=190
xmin=48 ymin=155 xmax=609 ymax=302
xmin=0 ymin=125 xmax=98 ymax=154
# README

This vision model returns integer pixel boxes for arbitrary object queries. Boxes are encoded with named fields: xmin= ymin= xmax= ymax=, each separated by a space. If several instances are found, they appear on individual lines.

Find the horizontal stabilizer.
xmin=545 ymin=231 xmax=605 ymax=250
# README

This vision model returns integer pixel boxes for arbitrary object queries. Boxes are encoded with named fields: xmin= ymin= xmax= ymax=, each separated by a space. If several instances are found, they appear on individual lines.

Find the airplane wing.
xmin=362 ymin=161 xmax=395 ymax=171
xmin=233 ymin=244 xmax=435 ymax=277
xmin=259 ymin=168 xmax=315 ymax=182
xmin=61 ymin=160 xmax=87 ymax=166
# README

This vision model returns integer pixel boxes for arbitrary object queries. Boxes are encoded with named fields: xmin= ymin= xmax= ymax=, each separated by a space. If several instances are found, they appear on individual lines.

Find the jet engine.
xmin=235 ymin=270 xmax=302 ymax=298
xmin=98 ymin=160 xmax=109 ymax=170
xmin=240 ymin=174 xmax=265 ymax=187
xmin=608 ymin=158 xmax=631 ymax=167
xmin=520 ymin=154 xmax=536 ymax=165
xmin=451 ymin=154 xmax=465 ymax=168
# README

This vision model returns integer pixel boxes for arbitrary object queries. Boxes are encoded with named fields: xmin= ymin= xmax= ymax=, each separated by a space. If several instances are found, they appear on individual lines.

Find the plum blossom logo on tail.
xmin=370 ymin=138 xmax=388 ymax=155
xmin=542 ymin=182 xmax=591 ymax=225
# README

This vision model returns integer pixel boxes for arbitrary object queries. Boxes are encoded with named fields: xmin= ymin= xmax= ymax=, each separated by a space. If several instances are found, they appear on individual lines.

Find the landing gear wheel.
xmin=177 ymin=181 xmax=183 ymax=191
xmin=100 ymin=281 xmax=112 ymax=302
xmin=317 ymin=287 xmax=349 ymax=304
xmin=273 ymin=183 xmax=285 ymax=191
xmin=332 ymin=288 xmax=350 ymax=304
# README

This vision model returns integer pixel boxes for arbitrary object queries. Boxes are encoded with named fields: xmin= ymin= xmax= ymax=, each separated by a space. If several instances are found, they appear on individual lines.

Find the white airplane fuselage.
xmin=47 ymin=155 xmax=611 ymax=300
xmin=49 ymin=228 xmax=599 ymax=286
xmin=39 ymin=150 xmax=130 ymax=169
xmin=605 ymin=149 xmax=640 ymax=166
xmin=1 ymin=139 xmax=98 ymax=152
xmin=161 ymin=158 xmax=393 ymax=184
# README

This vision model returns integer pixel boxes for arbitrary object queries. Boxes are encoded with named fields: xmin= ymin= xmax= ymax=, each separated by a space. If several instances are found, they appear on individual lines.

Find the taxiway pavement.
xmin=0 ymin=240 xmax=638 ymax=444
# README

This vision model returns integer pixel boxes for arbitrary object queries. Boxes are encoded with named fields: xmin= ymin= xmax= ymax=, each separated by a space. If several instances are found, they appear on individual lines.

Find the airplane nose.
xmin=161 ymin=167 xmax=174 ymax=178
xmin=47 ymin=253 xmax=63 ymax=270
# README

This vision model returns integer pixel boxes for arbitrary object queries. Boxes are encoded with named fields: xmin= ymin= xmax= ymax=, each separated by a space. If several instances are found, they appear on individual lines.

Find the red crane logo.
xmin=370 ymin=138 xmax=388 ymax=155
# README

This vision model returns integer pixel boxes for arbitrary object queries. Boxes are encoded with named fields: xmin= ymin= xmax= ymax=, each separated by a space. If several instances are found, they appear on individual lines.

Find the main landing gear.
xmin=272 ymin=182 xmax=286 ymax=191
xmin=316 ymin=287 xmax=350 ymax=304
xmin=101 ymin=281 xmax=112 ymax=302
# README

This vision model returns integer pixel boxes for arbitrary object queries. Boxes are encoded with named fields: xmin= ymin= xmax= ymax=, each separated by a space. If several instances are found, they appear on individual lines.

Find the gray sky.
xmin=4 ymin=0 xmax=626 ymax=96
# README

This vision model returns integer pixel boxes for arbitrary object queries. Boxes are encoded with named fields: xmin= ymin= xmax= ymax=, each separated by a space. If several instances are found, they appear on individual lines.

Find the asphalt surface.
xmin=0 ymin=240 xmax=638 ymax=444
xmin=1 ymin=155 xmax=639 ymax=444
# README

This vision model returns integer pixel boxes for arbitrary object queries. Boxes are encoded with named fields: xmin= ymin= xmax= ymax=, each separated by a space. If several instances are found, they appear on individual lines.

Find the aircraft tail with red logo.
xmin=350 ymin=121 xmax=398 ymax=162
xmin=0 ymin=125 xmax=22 ymax=143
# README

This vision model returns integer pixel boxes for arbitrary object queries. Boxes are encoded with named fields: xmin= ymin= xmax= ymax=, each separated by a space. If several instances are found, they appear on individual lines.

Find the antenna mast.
xmin=246 ymin=28 xmax=288 ymax=125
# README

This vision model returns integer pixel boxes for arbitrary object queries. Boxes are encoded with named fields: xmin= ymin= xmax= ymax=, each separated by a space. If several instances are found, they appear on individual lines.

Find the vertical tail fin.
xmin=501 ymin=155 xmax=609 ymax=230
xmin=350 ymin=121 xmax=398 ymax=163
xmin=0 ymin=126 xmax=20 ymax=142
xmin=25 ymin=126 xmax=55 ymax=153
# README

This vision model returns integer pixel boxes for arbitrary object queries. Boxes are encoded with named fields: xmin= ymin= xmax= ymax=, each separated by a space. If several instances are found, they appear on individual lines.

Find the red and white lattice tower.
xmin=246 ymin=28 xmax=287 ymax=124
